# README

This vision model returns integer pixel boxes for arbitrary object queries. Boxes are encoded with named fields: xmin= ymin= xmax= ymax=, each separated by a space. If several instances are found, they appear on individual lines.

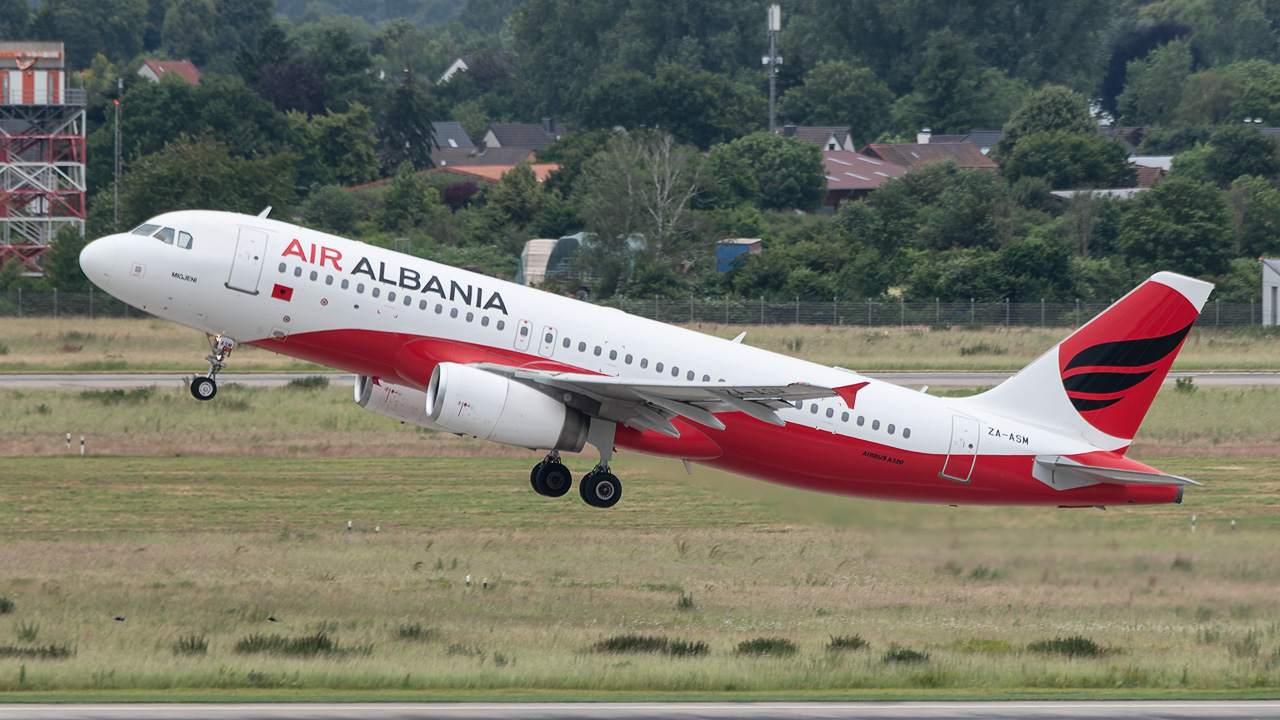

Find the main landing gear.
xmin=191 ymin=335 xmax=235 ymax=401
xmin=528 ymin=421 xmax=622 ymax=508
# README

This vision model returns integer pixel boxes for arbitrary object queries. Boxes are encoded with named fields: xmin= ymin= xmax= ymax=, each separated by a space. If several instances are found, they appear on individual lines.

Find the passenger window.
xmin=563 ymin=338 xmax=571 ymax=349
xmin=278 ymin=262 xmax=286 ymax=273
xmin=841 ymin=412 xmax=849 ymax=422
xmin=466 ymin=312 xmax=473 ymax=322
xmin=810 ymin=404 xmax=819 ymax=414
xmin=687 ymin=371 xmax=695 ymax=381
xmin=404 ymin=296 xmax=412 ymax=307
xmin=702 ymin=374 xmax=709 ymax=382
xmin=435 ymin=304 xmax=443 ymax=314
xmin=419 ymin=300 xmax=427 ymax=310
xmin=609 ymin=350 xmax=617 ymax=360
xmin=372 ymin=287 xmax=381 ymax=298
xmin=131 ymin=223 xmax=160 ymax=236
xmin=481 ymin=316 xmax=490 ymax=326
xmin=578 ymin=342 xmax=586 ymax=352
xmin=857 ymin=416 xmax=865 ymax=426
xmin=872 ymin=420 xmax=880 ymax=430
xmin=154 ymin=227 xmax=175 ymax=244
xmin=640 ymin=359 xmax=649 ymax=369
xmin=826 ymin=408 xmax=834 ymax=418
xmin=497 ymin=320 xmax=506 ymax=330
xmin=655 ymin=362 xmax=664 ymax=373
xmin=519 ymin=324 xmax=528 ymax=335
xmin=387 ymin=291 xmax=396 ymax=302
xmin=294 ymin=267 xmax=303 ymax=277
xmin=793 ymin=401 xmax=803 ymax=410
xmin=903 ymin=428 xmax=911 ymax=439
xmin=325 ymin=275 xmax=333 ymax=285
xmin=341 ymin=279 xmax=349 ymax=289
xmin=625 ymin=354 xmax=633 ymax=364
xmin=887 ymin=424 xmax=895 ymax=435
xmin=594 ymin=346 xmax=602 ymax=357
xmin=311 ymin=271 xmax=319 ymax=282
xmin=546 ymin=333 xmax=554 ymax=343
xmin=451 ymin=308 xmax=459 ymax=318
xmin=356 ymin=283 xmax=365 ymax=293
xmin=177 ymin=231 xmax=193 ymax=249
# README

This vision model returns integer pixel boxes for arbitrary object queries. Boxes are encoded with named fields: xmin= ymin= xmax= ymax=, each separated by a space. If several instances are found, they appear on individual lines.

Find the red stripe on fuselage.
xmin=249 ymin=328 xmax=1180 ymax=507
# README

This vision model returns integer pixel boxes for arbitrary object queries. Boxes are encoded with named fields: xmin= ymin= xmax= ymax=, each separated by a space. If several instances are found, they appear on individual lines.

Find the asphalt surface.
xmin=2 ymin=371 xmax=1279 ymax=391
xmin=2 ymin=701 xmax=1280 ymax=720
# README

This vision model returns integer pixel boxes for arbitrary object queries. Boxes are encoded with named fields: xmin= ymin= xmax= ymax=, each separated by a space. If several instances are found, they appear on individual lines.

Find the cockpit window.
xmin=131 ymin=223 xmax=160 ymax=236
xmin=154 ymin=227 xmax=175 ymax=245
xmin=177 ymin=231 xmax=193 ymax=249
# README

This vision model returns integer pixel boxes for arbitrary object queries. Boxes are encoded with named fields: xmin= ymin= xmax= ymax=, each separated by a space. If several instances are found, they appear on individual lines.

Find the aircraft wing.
xmin=1034 ymin=455 xmax=1202 ymax=489
xmin=476 ymin=364 xmax=846 ymax=437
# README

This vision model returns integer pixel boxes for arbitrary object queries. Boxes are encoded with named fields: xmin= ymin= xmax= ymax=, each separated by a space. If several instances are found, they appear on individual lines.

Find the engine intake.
xmin=425 ymin=362 xmax=589 ymax=451
xmin=354 ymin=375 xmax=449 ymax=431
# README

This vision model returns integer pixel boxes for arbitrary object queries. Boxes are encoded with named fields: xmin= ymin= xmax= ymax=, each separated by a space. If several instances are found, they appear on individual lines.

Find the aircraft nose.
xmin=79 ymin=236 xmax=118 ymax=290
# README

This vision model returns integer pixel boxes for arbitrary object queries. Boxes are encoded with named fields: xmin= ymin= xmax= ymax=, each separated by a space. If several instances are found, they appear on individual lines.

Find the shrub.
xmin=0 ymin=341 xmax=8 ymax=355
xmin=79 ymin=387 xmax=153 ymax=405
xmin=959 ymin=342 xmax=1007 ymax=356
xmin=1175 ymin=376 xmax=1197 ymax=393
xmin=882 ymin=644 xmax=930 ymax=663
xmin=591 ymin=634 xmax=709 ymax=657
xmin=676 ymin=593 xmax=695 ymax=611
xmin=1027 ymin=635 xmax=1102 ymax=658
xmin=0 ymin=644 xmax=72 ymax=659
xmin=395 ymin=623 xmax=436 ymax=642
xmin=287 ymin=376 xmax=330 ymax=390
xmin=173 ymin=634 xmax=208 ymax=656
xmin=16 ymin=621 xmax=38 ymax=642
xmin=735 ymin=637 xmax=797 ymax=657
xmin=234 ymin=631 xmax=336 ymax=657
xmin=1172 ymin=554 xmax=1193 ymax=571
xmin=953 ymin=637 xmax=1014 ymax=654
xmin=826 ymin=634 xmax=868 ymax=652
xmin=0 ymin=598 xmax=13 ymax=614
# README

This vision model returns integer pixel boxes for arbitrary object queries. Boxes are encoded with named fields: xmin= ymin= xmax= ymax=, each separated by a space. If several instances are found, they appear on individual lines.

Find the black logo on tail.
xmin=1062 ymin=322 xmax=1193 ymax=412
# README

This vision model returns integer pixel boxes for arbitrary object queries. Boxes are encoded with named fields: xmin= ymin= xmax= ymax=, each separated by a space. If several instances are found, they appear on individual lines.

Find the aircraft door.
xmin=226 ymin=227 xmax=268 ymax=295
xmin=538 ymin=326 xmax=557 ymax=357
xmin=514 ymin=319 xmax=533 ymax=352
xmin=940 ymin=415 xmax=980 ymax=483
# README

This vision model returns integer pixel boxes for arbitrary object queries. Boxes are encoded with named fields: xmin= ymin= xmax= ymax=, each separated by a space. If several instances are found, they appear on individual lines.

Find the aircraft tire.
xmin=579 ymin=471 xmax=621 ymax=508
xmin=190 ymin=376 xmax=217 ymax=401
xmin=538 ymin=462 xmax=573 ymax=497
xmin=530 ymin=462 xmax=544 ymax=492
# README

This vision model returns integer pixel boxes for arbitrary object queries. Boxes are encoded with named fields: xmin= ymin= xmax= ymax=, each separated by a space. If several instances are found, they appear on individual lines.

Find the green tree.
xmin=121 ymin=136 xmax=297 ymax=226
xmin=40 ymin=227 xmax=92 ymax=291
xmin=377 ymin=70 xmax=437 ymax=171
xmin=0 ymin=0 xmax=30 ymax=39
xmin=897 ymin=29 xmax=987 ymax=134
xmin=1117 ymin=175 xmax=1233 ymax=276
xmin=377 ymin=163 xmax=447 ymax=233
xmin=1000 ymin=131 xmax=1135 ymax=190
xmin=994 ymin=85 xmax=1096 ymax=160
xmin=161 ymin=0 xmax=217 ymax=66
xmin=300 ymin=185 xmax=359 ymax=235
xmin=1226 ymin=175 xmax=1280 ymax=257
xmin=777 ymin=61 xmax=893 ymax=145
xmin=1175 ymin=70 xmax=1245 ymax=126
xmin=1204 ymin=125 xmax=1280 ymax=187
xmin=706 ymin=132 xmax=826 ymax=212
xmin=33 ymin=0 xmax=147 ymax=68
xmin=300 ymin=104 xmax=380 ymax=186
xmin=1141 ymin=0 xmax=1277 ymax=67
xmin=1116 ymin=40 xmax=1194 ymax=125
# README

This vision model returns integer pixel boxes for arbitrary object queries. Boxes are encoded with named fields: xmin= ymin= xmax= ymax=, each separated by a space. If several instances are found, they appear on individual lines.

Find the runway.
xmin=1 ymin=371 xmax=1279 ymax=390
xmin=2 ymin=701 xmax=1279 ymax=720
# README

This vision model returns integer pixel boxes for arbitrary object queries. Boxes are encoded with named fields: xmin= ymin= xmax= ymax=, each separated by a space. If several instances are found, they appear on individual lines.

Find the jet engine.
xmin=354 ymin=374 xmax=450 ymax=431
xmin=425 ymin=362 xmax=589 ymax=451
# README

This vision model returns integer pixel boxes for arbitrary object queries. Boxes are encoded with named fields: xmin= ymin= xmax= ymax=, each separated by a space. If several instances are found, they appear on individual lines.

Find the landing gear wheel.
xmin=537 ymin=462 xmax=573 ymax=497
xmin=579 ymin=470 xmax=621 ymax=508
xmin=190 ymin=376 xmax=217 ymax=401
xmin=530 ymin=462 xmax=544 ymax=491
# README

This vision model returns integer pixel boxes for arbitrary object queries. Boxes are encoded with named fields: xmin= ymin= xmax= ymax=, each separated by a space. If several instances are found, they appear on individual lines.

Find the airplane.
xmin=78 ymin=209 xmax=1211 ymax=509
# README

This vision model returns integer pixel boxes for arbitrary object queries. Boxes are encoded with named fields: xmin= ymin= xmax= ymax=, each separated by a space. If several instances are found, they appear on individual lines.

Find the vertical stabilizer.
xmin=963 ymin=272 xmax=1213 ymax=451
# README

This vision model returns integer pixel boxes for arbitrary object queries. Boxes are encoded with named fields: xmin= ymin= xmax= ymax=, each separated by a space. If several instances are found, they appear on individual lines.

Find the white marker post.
xmin=66 ymin=433 xmax=71 ymax=451
xmin=79 ymin=436 xmax=85 ymax=456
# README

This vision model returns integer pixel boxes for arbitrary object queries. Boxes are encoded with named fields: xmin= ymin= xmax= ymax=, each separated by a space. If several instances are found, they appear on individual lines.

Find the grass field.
xmin=0 ymin=382 xmax=1277 ymax=696
xmin=2 ymin=317 xmax=1279 ymax=373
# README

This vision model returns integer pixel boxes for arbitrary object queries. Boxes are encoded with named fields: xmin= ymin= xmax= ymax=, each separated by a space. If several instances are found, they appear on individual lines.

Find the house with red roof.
xmin=136 ymin=60 xmax=201 ymax=86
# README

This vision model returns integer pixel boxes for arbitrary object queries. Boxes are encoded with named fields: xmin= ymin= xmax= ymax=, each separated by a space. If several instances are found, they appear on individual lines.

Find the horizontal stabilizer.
xmin=1034 ymin=455 xmax=1201 ymax=491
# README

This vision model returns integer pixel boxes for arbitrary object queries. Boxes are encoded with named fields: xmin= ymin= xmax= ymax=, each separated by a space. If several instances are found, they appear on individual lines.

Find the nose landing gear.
xmin=191 ymin=335 xmax=235 ymax=401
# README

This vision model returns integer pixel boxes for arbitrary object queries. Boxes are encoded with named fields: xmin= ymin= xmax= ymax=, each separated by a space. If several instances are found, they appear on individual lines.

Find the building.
xmin=716 ymin=238 xmax=762 ymax=273
xmin=482 ymin=118 xmax=570 ymax=152
xmin=137 ymin=59 xmax=201 ymax=85
xmin=430 ymin=145 xmax=534 ymax=170
xmin=775 ymin=125 xmax=856 ymax=151
xmin=429 ymin=163 xmax=558 ymax=184
xmin=922 ymin=129 xmax=1003 ymax=155
xmin=431 ymin=121 xmax=473 ymax=149
xmin=437 ymin=53 xmax=516 ymax=85
xmin=0 ymin=42 xmax=85 ymax=273
xmin=861 ymin=140 xmax=997 ymax=172
xmin=1265 ymin=259 xmax=1280 ymax=327
xmin=822 ymin=151 xmax=907 ymax=212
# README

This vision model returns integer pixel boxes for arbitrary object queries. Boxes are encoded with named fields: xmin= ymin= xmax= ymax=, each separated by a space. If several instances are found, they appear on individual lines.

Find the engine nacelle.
xmin=425 ymin=362 xmax=589 ymax=451
xmin=354 ymin=375 xmax=449 ymax=432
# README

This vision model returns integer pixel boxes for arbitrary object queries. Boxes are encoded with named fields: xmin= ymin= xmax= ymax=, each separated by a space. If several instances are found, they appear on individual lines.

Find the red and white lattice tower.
xmin=0 ymin=42 xmax=85 ymax=274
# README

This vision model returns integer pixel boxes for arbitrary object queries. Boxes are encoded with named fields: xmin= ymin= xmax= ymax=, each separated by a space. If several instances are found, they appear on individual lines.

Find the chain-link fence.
xmin=0 ymin=290 xmax=1265 ymax=327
